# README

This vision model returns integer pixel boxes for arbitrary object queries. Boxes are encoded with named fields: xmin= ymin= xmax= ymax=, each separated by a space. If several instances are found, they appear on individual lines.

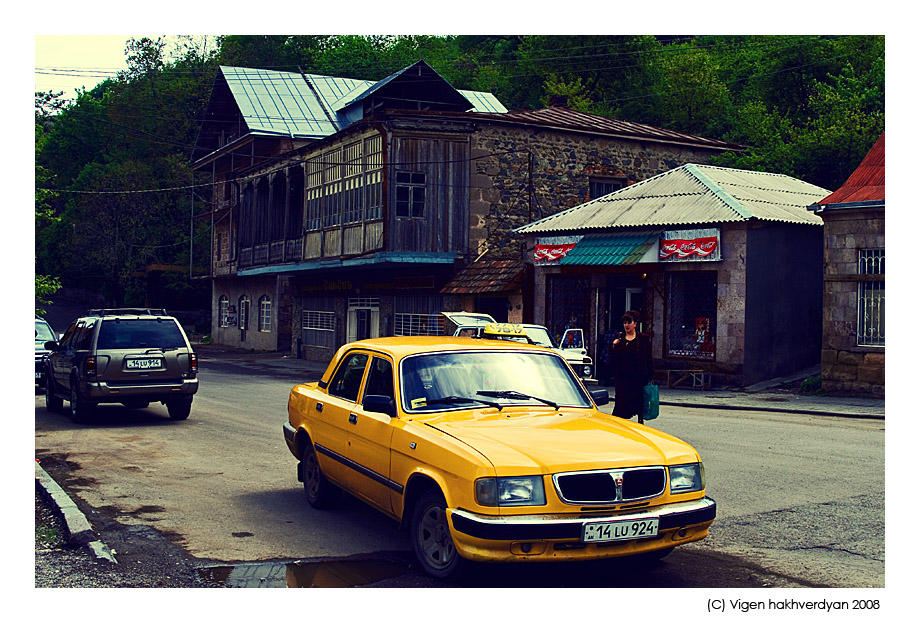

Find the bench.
xmin=666 ymin=369 xmax=711 ymax=390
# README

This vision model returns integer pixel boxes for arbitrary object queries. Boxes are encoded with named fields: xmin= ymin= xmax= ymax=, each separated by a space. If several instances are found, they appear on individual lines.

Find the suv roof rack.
xmin=87 ymin=308 xmax=169 ymax=317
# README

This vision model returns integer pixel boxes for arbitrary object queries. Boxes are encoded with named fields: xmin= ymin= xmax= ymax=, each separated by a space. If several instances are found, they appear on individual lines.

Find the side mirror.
xmin=590 ymin=389 xmax=609 ymax=406
xmin=44 ymin=341 xmax=59 ymax=351
xmin=363 ymin=394 xmax=397 ymax=418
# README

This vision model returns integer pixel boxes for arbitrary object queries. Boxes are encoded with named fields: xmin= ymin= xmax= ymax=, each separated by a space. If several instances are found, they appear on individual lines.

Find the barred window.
xmin=303 ymin=297 xmax=336 ymax=348
xmin=858 ymin=249 xmax=884 ymax=347
xmin=666 ymin=272 xmax=717 ymax=359
xmin=394 ymin=313 xmax=443 ymax=336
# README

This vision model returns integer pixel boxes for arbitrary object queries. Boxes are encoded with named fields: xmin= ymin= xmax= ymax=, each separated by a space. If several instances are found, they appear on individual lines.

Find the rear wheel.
xmin=410 ymin=490 xmax=462 ymax=579
xmin=69 ymin=380 xmax=95 ymax=424
xmin=301 ymin=442 xmax=339 ymax=508
xmin=166 ymin=398 xmax=192 ymax=420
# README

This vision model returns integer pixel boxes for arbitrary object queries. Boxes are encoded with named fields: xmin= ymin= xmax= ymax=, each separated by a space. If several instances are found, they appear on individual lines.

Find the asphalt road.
xmin=34 ymin=356 xmax=884 ymax=589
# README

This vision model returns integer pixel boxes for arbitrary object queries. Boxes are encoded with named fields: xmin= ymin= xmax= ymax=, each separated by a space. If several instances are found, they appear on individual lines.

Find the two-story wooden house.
xmin=190 ymin=61 xmax=741 ymax=361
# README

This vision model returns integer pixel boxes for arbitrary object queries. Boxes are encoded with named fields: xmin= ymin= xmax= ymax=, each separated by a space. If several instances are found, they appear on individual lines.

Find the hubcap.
xmin=418 ymin=503 xmax=455 ymax=570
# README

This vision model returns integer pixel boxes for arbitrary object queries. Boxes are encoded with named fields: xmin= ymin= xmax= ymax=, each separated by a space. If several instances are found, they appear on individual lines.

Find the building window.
xmin=394 ymin=295 xmax=443 ymax=336
xmin=858 ymin=249 xmax=885 ymax=347
xmin=218 ymin=296 xmax=229 ymax=328
xmin=590 ymin=177 xmax=626 ymax=200
xmin=666 ymin=272 xmax=716 ymax=359
xmin=395 ymin=171 xmax=426 ymax=218
xmin=258 ymin=295 xmax=272 ymax=332
xmin=238 ymin=295 xmax=250 ymax=331
xmin=303 ymin=297 xmax=336 ymax=348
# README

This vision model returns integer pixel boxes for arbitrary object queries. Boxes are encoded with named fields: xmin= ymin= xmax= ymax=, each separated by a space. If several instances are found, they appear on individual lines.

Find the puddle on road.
xmin=198 ymin=558 xmax=410 ymax=588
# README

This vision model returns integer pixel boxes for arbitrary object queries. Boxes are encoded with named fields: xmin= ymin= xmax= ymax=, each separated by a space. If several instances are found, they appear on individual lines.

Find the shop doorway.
xmin=347 ymin=297 xmax=380 ymax=342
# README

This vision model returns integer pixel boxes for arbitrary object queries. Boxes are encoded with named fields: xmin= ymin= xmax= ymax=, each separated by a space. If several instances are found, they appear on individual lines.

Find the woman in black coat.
xmin=611 ymin=310 xmax=654 ymax=424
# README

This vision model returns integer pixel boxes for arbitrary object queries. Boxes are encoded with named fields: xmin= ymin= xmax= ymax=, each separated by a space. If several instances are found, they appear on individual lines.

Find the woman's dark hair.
xmin=621 ymin=310 xmax=641 ymax=325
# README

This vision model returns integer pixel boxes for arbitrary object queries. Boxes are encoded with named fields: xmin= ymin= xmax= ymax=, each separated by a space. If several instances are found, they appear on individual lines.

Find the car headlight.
xmin=475 ymin=476 xmax=546 ymax=506
xmin=583 ymin=364 xmax=592 ymax=376
xmin=669 ymin=463 xmax=705 ymax=494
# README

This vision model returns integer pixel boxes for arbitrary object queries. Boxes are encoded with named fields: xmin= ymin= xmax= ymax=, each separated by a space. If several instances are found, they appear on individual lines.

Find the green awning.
xmin=559 ymin=232 xmax=660 ymax=265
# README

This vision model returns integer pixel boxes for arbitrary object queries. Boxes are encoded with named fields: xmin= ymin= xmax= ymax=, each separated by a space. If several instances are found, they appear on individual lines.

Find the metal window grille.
xmin=302 ymin=297 xmax=336 ymax=348
xmin=858 ymin=249 xmax=885 ymax=347
xmin=666 ymin=272 xmax=717 ymax=359
xmin=394 ymin=313 xmax=443 ymax=336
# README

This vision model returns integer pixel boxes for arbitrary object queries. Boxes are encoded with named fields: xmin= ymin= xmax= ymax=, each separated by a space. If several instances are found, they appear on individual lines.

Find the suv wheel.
xmin=44 ymin=374 xmax=64 ymax=413
xmin=69 ymin=380 xmax=95 ymax=424
xmin=166 ymin=398 xmax=192 ymax=420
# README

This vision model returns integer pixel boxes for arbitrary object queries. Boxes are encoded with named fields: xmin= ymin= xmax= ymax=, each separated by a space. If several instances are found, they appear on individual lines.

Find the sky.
xmin=35 ymin=35 xmax=132 ymax=97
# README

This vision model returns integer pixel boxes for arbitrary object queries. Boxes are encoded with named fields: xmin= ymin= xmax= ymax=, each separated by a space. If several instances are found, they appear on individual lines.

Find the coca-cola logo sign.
xmin=534 ymin=243 xmax=577 ymax=262
xmin=660 ymin=236 xmax=719 ymax=259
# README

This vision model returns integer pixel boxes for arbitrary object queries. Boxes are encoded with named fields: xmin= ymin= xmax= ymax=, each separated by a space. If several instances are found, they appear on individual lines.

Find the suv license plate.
xmin=126 ymin=357 xmax=163 ymax=370
xmin=583 ymin=518 xmax=659 ymax=543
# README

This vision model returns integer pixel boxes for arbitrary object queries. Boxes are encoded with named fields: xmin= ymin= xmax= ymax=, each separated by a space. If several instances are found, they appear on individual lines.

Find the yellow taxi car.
xmin=283 ymin=336 xmax=715 ymax=578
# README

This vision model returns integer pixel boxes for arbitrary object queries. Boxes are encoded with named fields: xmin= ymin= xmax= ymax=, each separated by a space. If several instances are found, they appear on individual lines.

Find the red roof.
xmin=818 ymin=133 xmax=885 ymax=205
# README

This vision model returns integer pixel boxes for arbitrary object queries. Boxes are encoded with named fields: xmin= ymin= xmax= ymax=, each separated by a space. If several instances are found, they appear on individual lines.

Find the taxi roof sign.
xmin=482 ymin=322 xmax=528 ymax=337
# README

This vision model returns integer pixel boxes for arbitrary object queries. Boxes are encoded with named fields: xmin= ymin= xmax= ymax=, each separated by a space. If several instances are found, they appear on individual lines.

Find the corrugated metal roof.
xmin=474 ymin=107 xmax=741 ymax=151
xmin=816 ymin=132 xmax=884 ymax=205
xmin=515 ymin=164 xmax=828 ymax=234
xmin=219 ymin=65 xmax=506 ymax=141
xmin=559 ymin=232 xmax=660 ymax=265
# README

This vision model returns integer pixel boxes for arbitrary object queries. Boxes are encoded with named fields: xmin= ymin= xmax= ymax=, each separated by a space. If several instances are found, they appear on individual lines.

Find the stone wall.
xmin=818 ymin=207 xmax=885 ymax=397
xmin=469 ymin=125 xmax=722 ymax=260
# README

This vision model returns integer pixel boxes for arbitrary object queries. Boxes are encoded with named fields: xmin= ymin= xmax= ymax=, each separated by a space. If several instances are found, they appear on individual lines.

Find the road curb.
xmin=659 ymin=400 xmax=884 ymax=420
xmin=35 ymin=461 xmax=117 ymax=563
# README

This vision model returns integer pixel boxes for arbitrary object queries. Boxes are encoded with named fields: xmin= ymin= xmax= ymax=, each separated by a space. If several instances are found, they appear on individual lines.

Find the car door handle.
xmin=349 ymin=414 xmax=358 ymax=425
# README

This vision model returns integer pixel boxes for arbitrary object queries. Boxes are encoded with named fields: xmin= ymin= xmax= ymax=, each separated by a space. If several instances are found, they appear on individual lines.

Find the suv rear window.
xmin=96 ymin=319 xmax=186 ymax=350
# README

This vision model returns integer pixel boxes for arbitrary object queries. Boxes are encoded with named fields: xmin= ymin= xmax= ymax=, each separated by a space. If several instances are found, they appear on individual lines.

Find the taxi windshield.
xmin=400 ymin=350 xmax=591 ymax=412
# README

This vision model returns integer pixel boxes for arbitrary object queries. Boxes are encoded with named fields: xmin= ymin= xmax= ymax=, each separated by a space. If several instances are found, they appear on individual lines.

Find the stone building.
xmin=516 ymin=164 xmax=830 ymax=388
xmin=809 ymin=133 xmax=885 ymax=397
xmin=190 ymin=61 xmax=740 ymax=360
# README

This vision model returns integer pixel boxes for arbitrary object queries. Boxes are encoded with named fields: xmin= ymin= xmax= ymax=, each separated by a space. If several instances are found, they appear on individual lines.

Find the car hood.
xmin=422 ymin=409 xmax=699 ymax=474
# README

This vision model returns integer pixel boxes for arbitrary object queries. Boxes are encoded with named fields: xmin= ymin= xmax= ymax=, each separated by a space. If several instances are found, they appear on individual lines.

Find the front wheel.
xmin=410 ymin=490 xmax=462 ymax=579
xmin=44 ymin=374 xmax=64 ymax=413
xmin=69 ymin=380 xmax=95 ymax=424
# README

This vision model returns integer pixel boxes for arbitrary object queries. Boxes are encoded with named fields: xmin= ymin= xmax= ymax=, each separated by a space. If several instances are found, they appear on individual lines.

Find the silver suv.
xmin=43 ymin=308 xmax=199 ymax=423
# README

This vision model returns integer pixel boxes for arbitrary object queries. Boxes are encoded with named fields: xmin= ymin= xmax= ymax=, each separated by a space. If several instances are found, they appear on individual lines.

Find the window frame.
xmin=258 ymin=295 xmax=272 ymax=333
xmin=857 ymin=248 xmax=885 ymax=347
xmin=395 ymin=170 xmax=426 ymax=218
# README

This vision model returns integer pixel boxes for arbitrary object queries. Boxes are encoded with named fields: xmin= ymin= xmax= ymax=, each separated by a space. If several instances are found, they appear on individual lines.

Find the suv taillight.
xmin=84 ymin=356 xmax=97 ymax=377
xmin=189 ymin=353 xmax=198 ymax=374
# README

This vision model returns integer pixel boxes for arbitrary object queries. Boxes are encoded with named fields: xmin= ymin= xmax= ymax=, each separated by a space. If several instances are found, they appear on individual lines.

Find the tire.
xmin=166 ymin=398 xmax=192 ymax=420
xmin=301 ymin=442 xmax=339 ymax=508
xmin=44 ymin=374 xmax=64 ymax=413
xmin=410 ymin=490 xmax=462 ymax=579
xmin=69 ymin=379 xmax=95 ymax=424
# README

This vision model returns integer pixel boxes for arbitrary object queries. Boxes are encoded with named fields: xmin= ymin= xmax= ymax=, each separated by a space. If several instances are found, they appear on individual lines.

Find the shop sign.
xmin=534 ymin=235 xmax=583 ymax=264
xmin=659 ymin=229 xmax=721 ymax=261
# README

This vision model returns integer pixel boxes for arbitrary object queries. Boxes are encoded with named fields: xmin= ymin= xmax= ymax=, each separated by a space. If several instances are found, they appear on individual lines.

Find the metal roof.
xmin=515 ymin=164 xmax=828 ymax=235
xmin=473 ymin=107 xmax=742 ymax=151
xmin=815 ymin=132 xmax=884 ymax=206
xmin=559 ymin=232 xmax=660 ymax=266
xmin=218 ymin=65 xmax=506 ymax=141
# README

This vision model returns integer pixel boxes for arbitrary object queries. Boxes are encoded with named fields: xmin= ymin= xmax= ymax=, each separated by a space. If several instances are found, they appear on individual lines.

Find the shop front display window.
xmin=666 ymin=272 xmax=716 ymax=359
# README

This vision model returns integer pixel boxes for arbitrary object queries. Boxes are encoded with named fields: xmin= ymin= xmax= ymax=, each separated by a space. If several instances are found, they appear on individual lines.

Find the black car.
xmin=35 ymin=316 xmax=57 ymax=389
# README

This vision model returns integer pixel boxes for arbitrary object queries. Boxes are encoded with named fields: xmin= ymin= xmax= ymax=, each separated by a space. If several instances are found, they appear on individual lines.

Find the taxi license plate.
xmin=126 ymin=357 xmax=163 ymax=370
xmin=582 ymin=518 xmax=659 ymax=543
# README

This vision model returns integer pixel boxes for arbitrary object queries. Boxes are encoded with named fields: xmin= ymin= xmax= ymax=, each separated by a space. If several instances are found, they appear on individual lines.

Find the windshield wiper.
xmin=424 ymin=395 xmax=503 ymax=411
xmin=477 ymin=390 xmax=558 ymax=410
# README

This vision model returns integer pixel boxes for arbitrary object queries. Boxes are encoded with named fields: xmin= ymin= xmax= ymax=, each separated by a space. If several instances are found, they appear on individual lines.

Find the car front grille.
xmin=553 ymin=467 xmax=666 ymax=505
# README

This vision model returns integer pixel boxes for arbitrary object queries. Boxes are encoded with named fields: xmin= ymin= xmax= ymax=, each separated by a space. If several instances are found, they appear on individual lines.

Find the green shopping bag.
xmin=642 ymin=383 xmax=659 ymax=421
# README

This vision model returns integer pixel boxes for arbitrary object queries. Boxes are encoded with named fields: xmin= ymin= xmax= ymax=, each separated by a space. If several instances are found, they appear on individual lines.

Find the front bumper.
xmin=448 ymin=497 xmax=716 ymax=562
